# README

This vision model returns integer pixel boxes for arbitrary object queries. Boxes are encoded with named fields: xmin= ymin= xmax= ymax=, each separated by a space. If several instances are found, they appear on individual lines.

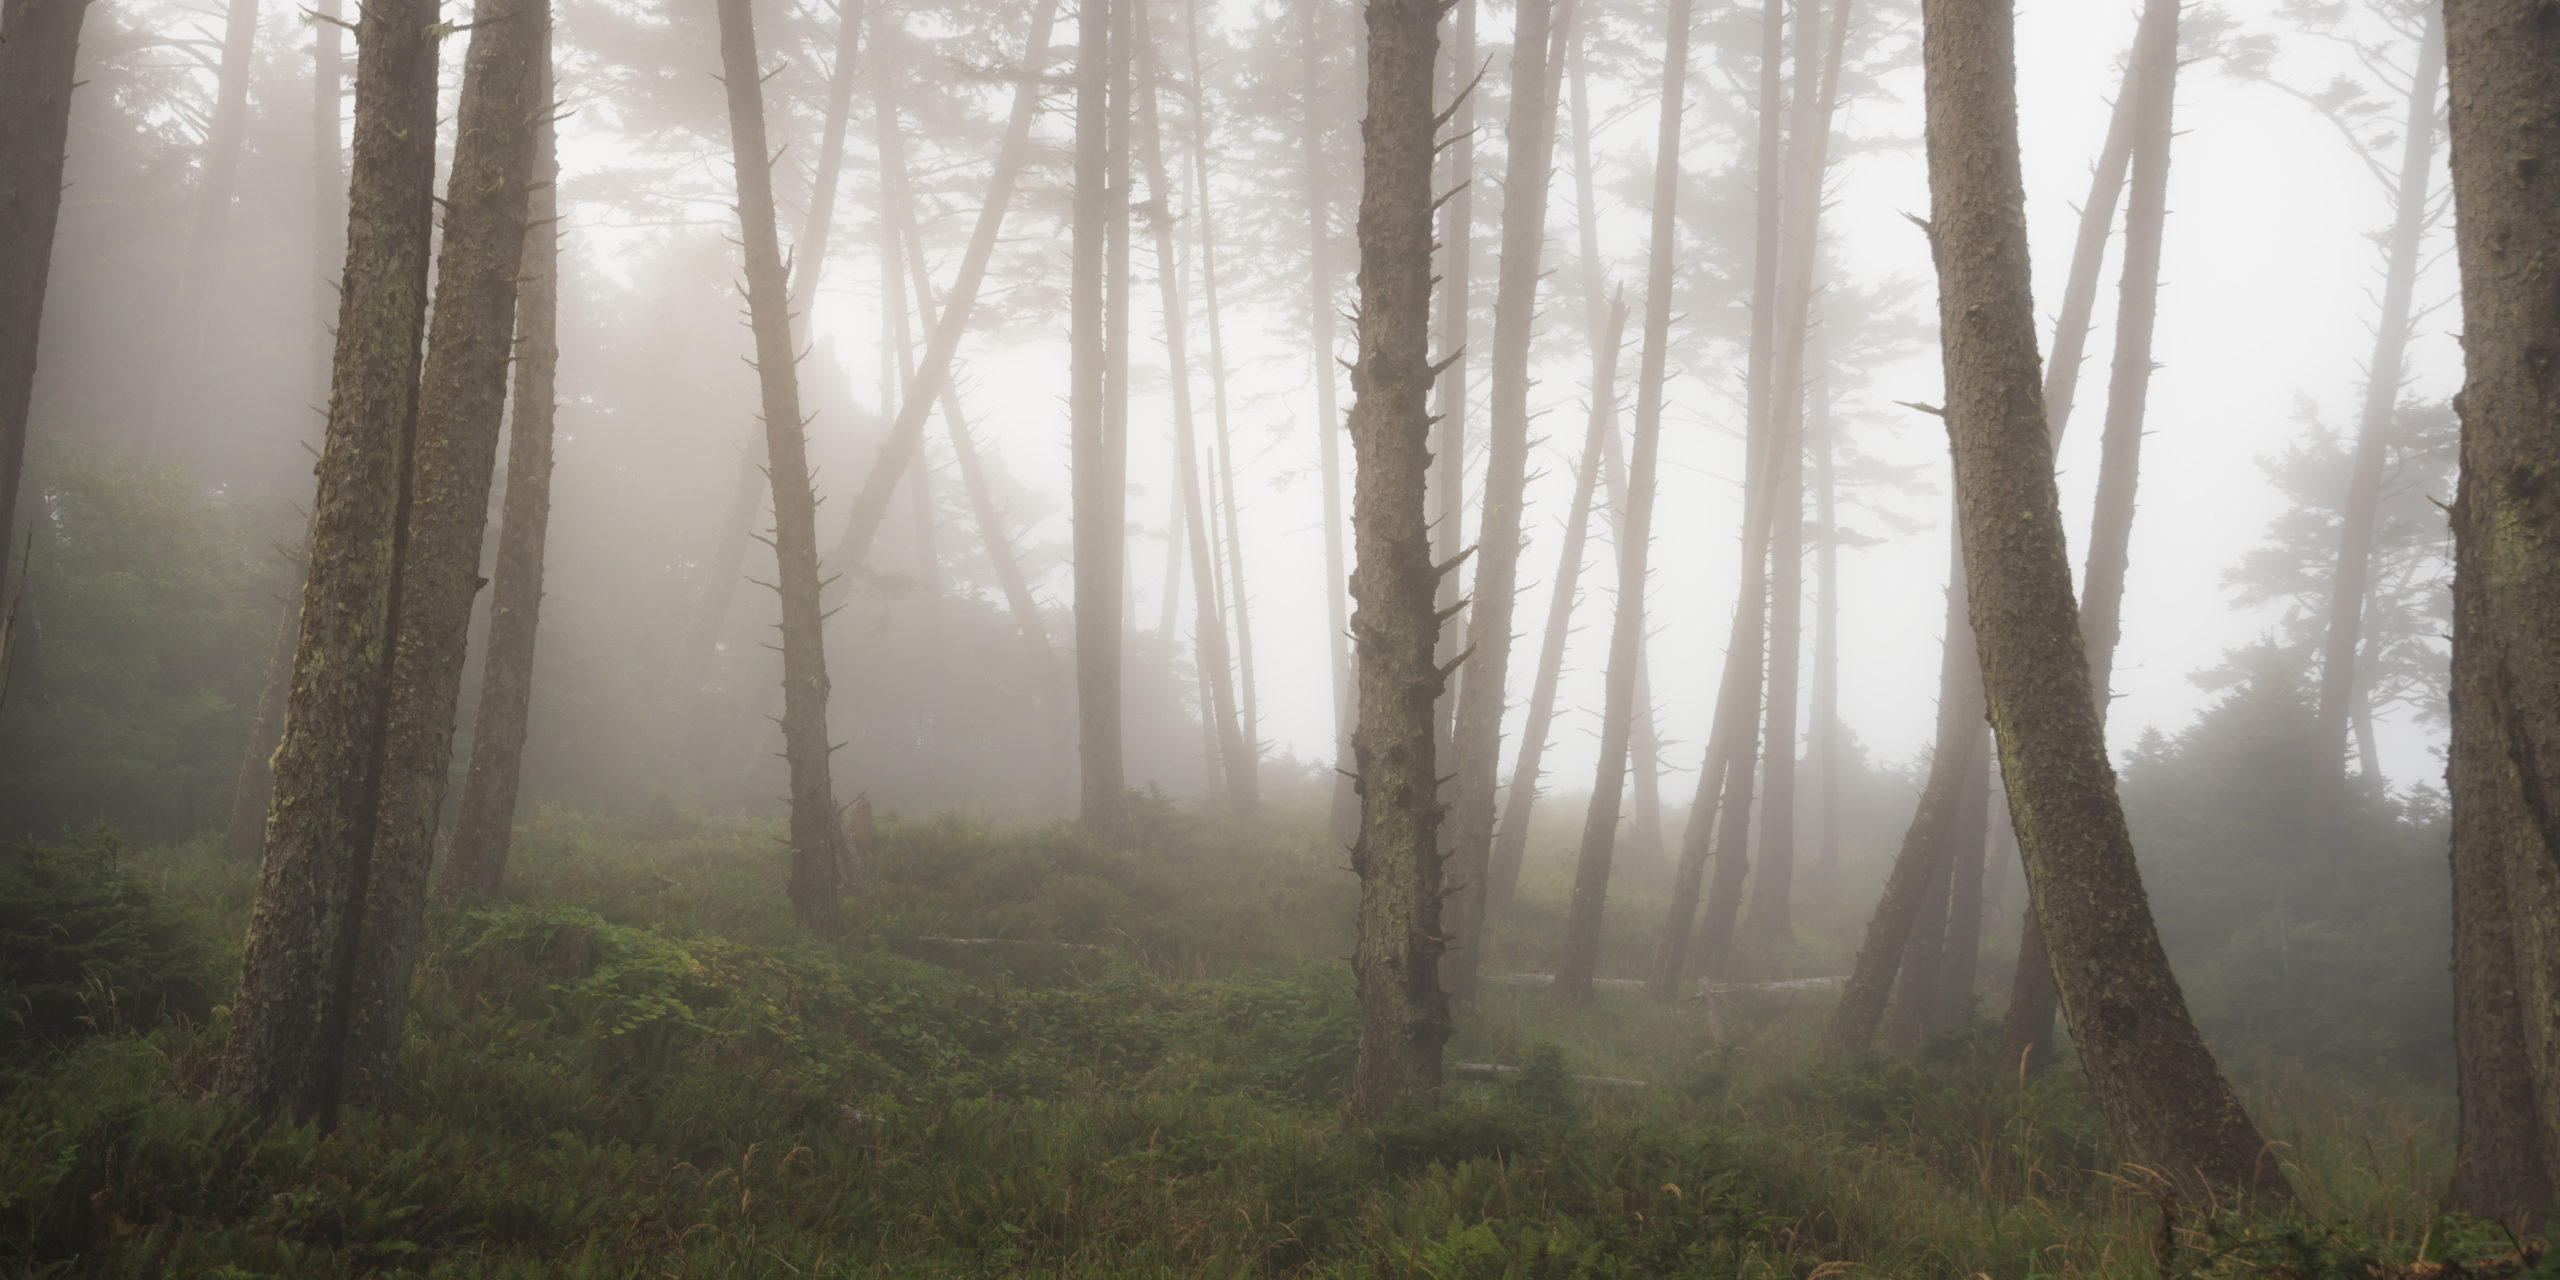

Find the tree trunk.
xmin=442 ymin=43 xmax=560 ymax=901
xmin=717 ymin=0 xmax=848 ymax=929
xmin=668 ymin=0 xmax=865 ymax=700
xmin=1071 ymin=0 xmax=1128 ymax=833
xmin=217 ymin=0 xmax=440 ymax=1124
xmin=1181 ymin=0 xmax=1258 ymax=794
xmin=151 ymin=0 xmax=263 ymax=448
xmin=1307 ymin=0 xmax=1357 ymax=849
xmin=1554 ymin=0 xmax=1685 ymax=1005
xmin=1920 ymin=0 xmax=2284 ymax=1205
xmin=311 ymin=0 xmax=343 ymax=403
xmin=2042 ymin=51 xmax=2139 ymax=449
xmin=225 ymin=558 xmax=305 ymax=861
xmin=1810 ymin=326 xmax=1840 ymax=880
xmin=1930 ymin=728 xmax=1991 ymax=1029
xmin=1487 ymin=301 xmax=1623 ymax=923
xmin=1135 ymin=0 xmax=1253 ymax=816
xmin=1826 ymin=537 xmax=1981 ymax=1055
xmin=1884 ymin=791 xmax=1957 ymax=1055
xmin=1344 ymin=0 xmax=1450 ymax=1120
xmin=2442 ymin=0 xmax=2560 ymax=1212
xmin=1595 ymin=415 xmax=1667 ymax=871
xmin=2311 ymin=8 xmax=2443 ymax=818
xmin=0 ymin=0 xmax=90 ymax=595
xmin=1428 ymin=0 xmax=1473 ymax=808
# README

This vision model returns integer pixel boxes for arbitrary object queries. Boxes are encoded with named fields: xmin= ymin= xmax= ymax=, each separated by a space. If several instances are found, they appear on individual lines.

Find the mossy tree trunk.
xmin=1344 ymin=0 xmax=1450 ymax=1120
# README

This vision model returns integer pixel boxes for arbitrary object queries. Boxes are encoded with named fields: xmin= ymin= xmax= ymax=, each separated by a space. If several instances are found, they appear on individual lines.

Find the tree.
xmin=2441 ymin=0 xmax=2560 ymax=1217
xmin=444 ymin=41 xmax=562 ymax=901
xmin=0 ymin=0 xmax=92 ymax=595
xmin=1343 ymin=0 xmax=1449 ymax=1120
xmin=1307 ymin=0 xmax=1358 ymax=848
xmin=716 ymin=0 xmax=849 ymax=929
xmin=1918 ymin=0 xmax=2284 ymax=1204
xmin=150 ymin=0 xmax=264 ymax=446
xmin=1071 ymin=0 xmax=1127 ymax=834
xmin=1555 ymin=0 xmax=1687 ymax=1005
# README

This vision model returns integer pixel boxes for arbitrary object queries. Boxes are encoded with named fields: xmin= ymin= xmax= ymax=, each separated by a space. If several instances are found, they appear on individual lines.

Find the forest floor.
xmin=0 ymin=799 xmax=2524 ymax=1278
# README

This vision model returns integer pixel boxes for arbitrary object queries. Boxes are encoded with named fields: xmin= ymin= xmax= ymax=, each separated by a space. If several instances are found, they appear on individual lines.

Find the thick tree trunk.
xmin=1344 ymin=0 xmax=1450 ymax=1119
xmin=717 ymin=0 xmax=848 ymax=929
xmin=2312 ymin=10 xmax=2443 ymax=814
xmin=442 ymin=46 xmax=560 ymax=901
xmin=1071 ymin=0 xmax=1128 ymax=832
xmin=151 ymin=0 xmax=263 ymax=447
xmin=669 ymin=0 xmax=865 ymax=700
xmin=1487 ymin=301 xmax=1624 ymax=923
xmin=1554 ymin=0 xmax=1685 ymax=1005
xmin=217 ymin=0 xmax=439 ymax=1123
xmin=0 ymin=0 xmax=90 ymax=593
xmin=1920 ymin=0 xmax=2284 ymax=1205
xmin=1309 ymin=0 xmax=1357 ymax=848
xmin=1135 ymin=0 xmax=1253 ymax=816
xmin=1181 ymin=0 xmax=1257 ymax=793
xmin=2443 ymin=0 xmax=2560 ymax=1213
xmin=1443 ymin=0 xmax=1564 ymax=998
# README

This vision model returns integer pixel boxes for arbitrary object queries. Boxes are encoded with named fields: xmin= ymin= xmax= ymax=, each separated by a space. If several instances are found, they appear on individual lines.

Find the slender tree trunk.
xmin=2312 ymin=9 xmax=2443 ymax=815
xmin=669 ymin=0 xmax=865 ymax=698
xmin=1071 ymin=0 xmax=1127 ymax=832
xmin=1444 ymin=0 xmax=1565 ymax=1000
xmin=1181 ymin=0 xmax=1258 ymax=790
xmin=1488 ymin=301 xmax=1624 ymax=928
xmin=311 ymin=0 xmax=342 ymax=404
xmin=1811 ymin=325 xmax=1840 ymax=880
xmin=226 ymin=556 xmax=305 ymax=860
xmin=1595 ymin=415 xmax=1667 ymax=870
xmin=718 ymin=0 xmax=848 ymax=929
xmin=151 ymin=0 xmax=263 ymax=447
xmin=1884 ymin=790 xmax=1957 ymax=1054
xmin=871 ymin=16 xmax=948 ymax=696
xmin=442 ymin=43 xmax=559 ymax=901
xmin=0 ymin=0 xmax=90 ymax=594
xmin=1307 ymin=0 xmax=1358 ymax=848
xmin=217 ymin=0 xmax=439 ymax=1124
xmin=1920 ymin=0 xmax=2284 ymax=1205
xmin=1554 ymin=0 xmax=1685 ymax=1004
xmin=1428 ymin=0 xmax=1473 ymax=800
xmin=1344 ymin=0 xmax=1450 ymax=1119
xmin=1135 ymin=0 xmax=1252 ymax=816
xmin=2043 ymin=54 xmax=2139 ymax=449
xmin=1930 ymin=729 xmax=1990 ymax=1027
xmin=2443 ymin=0 xmax=2560 ymax=1212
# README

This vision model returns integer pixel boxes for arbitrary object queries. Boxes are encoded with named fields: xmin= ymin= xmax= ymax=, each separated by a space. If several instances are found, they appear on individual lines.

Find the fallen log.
xmin=910 ymin=936 xmax=1103 ymax=952
xmin=1449 ymin=1062 xmax=1650 ymax=1089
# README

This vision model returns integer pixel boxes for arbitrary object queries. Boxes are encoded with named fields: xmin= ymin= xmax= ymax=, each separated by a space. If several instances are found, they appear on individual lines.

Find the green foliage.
xmin=0 ymin=829 xmax=218 ymax=1056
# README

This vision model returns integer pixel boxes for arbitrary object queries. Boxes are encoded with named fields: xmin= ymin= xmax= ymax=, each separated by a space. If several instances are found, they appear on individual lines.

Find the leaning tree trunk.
xmin=1651 ymin=0 xmax=1786 ymax=997
xmin=1343 ymin=0 xmax=1450 ymax=1120
xmin=443 ymin=43 xmax=560 ymax=902
xmin=1598 ymin=424 xmax=1669 ymax=868
xmin=1305 ymin=0 xmax=1358 ymax=848
xmin=1883 ymin=787 xmax=1959 ymax=1054
xmin=1487 ymin=300 xmax=1624 ymax=921
xmin=1182 ymin=0 xmax=1258 ymax=794
xmin=218 ymin=0 xmax=441 ymax=1124
xmin=2311 ymin=9 xmax=2443 ymax=812
xmin=1919 ymin=0 xmax=2285 ymax=1206
xmin=717 ymin=0 xmax=848 ymax=930
xmin=1929 ymin=730 xmax=1991 ymax=1028
xmin=2042 ymin=49 xmax=2139 ymax=448
xmin=1443 ymin=0 xmax=1563 ymax=998
xmin=1554 ymin=0 xmax=1686 ymax=1005
xmin=150 ymin=0 xmax=262 ymax=448
xmin=1135 ymin=0 xmax=1253 ymax=815
xmin=2442 ymin=0 xmax=2560 ymax=1212
xmin=0 ymin=0 xmax=91 ymax=594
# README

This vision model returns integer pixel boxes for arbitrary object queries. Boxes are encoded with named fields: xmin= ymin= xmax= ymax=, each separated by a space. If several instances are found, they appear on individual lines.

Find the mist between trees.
xmin=0 ymin=0 xmax=2556 ymax=1270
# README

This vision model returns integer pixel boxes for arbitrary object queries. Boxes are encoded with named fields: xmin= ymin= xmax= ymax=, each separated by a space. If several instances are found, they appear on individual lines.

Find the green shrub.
xmin=0 ymin=830 xmax=218 ymax=1055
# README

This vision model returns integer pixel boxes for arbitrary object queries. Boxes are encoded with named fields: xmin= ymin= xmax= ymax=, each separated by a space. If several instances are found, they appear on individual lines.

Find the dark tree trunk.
xmin=1135 ymin=0 xmax=1253 ymax=816
xmin=2312 ymin=8 xmax=2443 ymax=811
xmin=1884 ymin=789 xmax=1958 ymax=1055
xmin=1444 ymin=0 xmax=1565 ymax=975
xmin=1071 ymin=0 xmax=1128 ymax=833
xmin=444 ymin=42 xmax=560 ymax=902
xmin=0 ymin=0 xmax=90 ymax=593
xmin=1309 ymin=0 xmax=1358 ymax=848
xmin=668 ymin=0 xmax=864 ymax=700
xmin=1930 ymin=729 xmax=1991 ymax=1029
xmin=717 ymin=0 xmax=848 ymax=929
xmin=151 ymin=0 xmax=263 ymax=447
xmin=1554 ymin=0 xmax=1685 ymax=1004
xmin=2442 ymin=0 xmax=2560 ymax=1213
xmin=1919 ymin=0 xmax=2284 ymax=1205
xmin=1487 ymin=300 xmax=1624 ymax=922
xmin=217 ymin=0 xmax=440 ymax=1124
xmin=1344 ymin=0 xmax=1450 ymax=1119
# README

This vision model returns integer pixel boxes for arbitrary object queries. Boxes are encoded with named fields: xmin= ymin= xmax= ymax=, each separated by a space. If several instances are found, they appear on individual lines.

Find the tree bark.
xmin=1444 ymin=0 xmax=1566 ymax=1004
xmin=0 ymin=0 xmax=90 ymax=596
xmin=444 ymin=41 xmax=560 ymax=902
xmin=1070 ymin=0 xmax=1130 ymax=833
xmin=2312 ymin=8 xmax=2443 ymax=814
xmin=1555 ymin=0 xmax=1686 ymax=1005
xmin=1308 ymin=0 xmax=1358 ymax=849
xmin=218 ymin=0 xmax=439 ymax=1123
xmin=2442 ymin=0 xmax=2560 ymax=1214
xmin=1134 ymin=0 xmax=1253 ymax=816
xmin=717 ymin=0 xmax=848 ymax=929
xmin=1344 ymin=0 xmax=1450 ymax=1120
xmin=1919 ymin=0 xmax=2284 ymax=1205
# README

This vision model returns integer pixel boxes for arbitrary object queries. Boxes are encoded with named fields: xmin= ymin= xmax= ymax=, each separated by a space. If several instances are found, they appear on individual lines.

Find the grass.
xmin=0 ymin=802 xmax=2523 ymax=1278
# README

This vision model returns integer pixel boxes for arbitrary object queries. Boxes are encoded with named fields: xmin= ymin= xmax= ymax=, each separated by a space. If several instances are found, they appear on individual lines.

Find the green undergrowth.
xmin=0 ymin=809 xmax=2518 ymax=1277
